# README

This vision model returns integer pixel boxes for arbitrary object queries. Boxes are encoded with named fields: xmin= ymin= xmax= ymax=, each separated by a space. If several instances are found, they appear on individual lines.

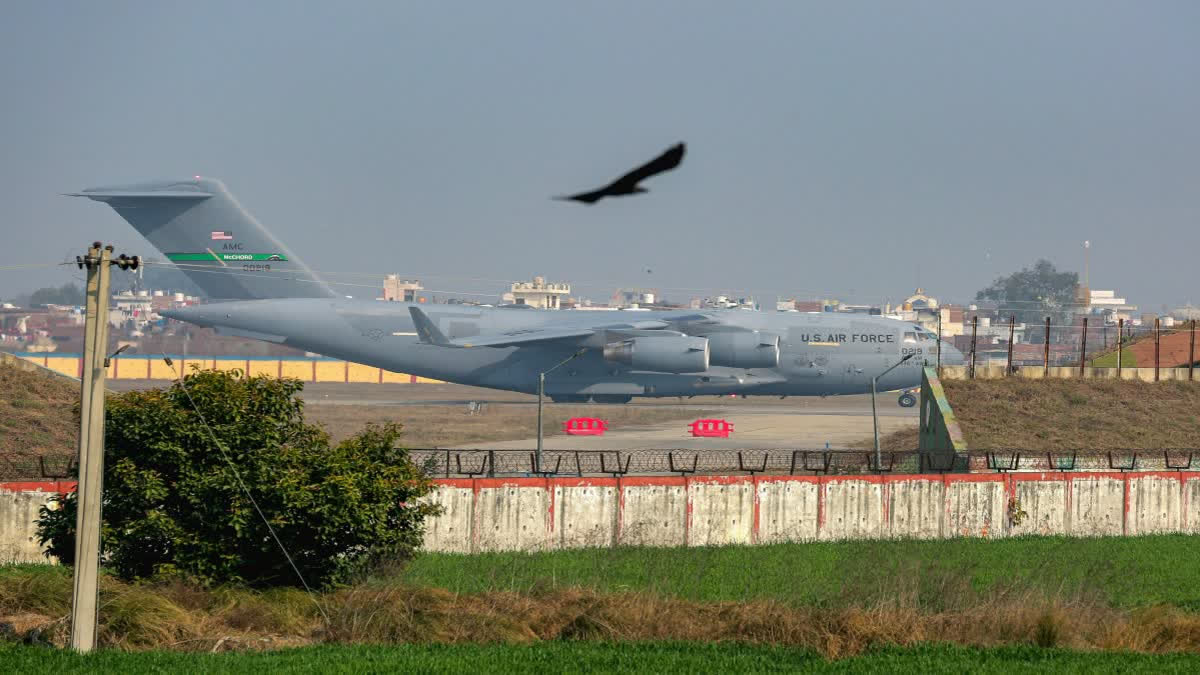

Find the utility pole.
xmin=71 ymin=243 xmax=137 ymax=653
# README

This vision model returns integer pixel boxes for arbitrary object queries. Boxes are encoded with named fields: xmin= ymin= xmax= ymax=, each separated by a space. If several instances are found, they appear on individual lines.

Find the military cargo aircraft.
xmin=70 ymin=177 xmax=963 ymax=402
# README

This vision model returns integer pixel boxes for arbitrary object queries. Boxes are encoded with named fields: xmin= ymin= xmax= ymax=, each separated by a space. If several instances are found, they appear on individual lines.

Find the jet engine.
xmin=706 ymin=331 xmax=780 ymax=368
xmin=603 ymin=335 xmax=709 ymax=373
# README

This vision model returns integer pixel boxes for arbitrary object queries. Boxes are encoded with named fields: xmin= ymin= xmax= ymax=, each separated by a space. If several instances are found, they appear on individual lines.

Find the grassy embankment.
xmin=0 ymin=363 xmax=78 ymax=456
xmin=871 ymin=377 xmax=1200 ymax=451
xmin=6 ymin=536 xmax=1200 ymax=657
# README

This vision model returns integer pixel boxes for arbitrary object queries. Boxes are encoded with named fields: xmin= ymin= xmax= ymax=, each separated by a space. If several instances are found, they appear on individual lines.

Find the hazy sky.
xmin=1 ymin=1 xmax=1197 ymax=308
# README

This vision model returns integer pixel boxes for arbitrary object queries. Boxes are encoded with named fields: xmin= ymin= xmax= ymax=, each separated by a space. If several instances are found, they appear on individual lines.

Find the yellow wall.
xmin=147 ymin=358 xmax=176 ymax=380
xmin=280 ymin=360 xmax=312 ymax=380
xmin=14 ymin=355 xmax=434 ymax=384
xmin=347 ymin=363 xmax=378 ymax=383
xmin=44 ymin=357 xmax=79 ymax=378
xmin=381 ymin=369 xmax=411 ymax=383
xmin=313 ymin=361 xmax=345 ymax=382
xmin=246 ymin=361 xmax=278 ymax=378
xmin=213 ymin=359 xmax=248 ymax=375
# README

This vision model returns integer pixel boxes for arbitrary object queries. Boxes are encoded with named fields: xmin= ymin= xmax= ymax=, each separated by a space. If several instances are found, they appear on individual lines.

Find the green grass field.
xmin=396 ymin=535 xmax=1200 ymax=610
xmin=3 ymin=643 xmax=1200 ymax=674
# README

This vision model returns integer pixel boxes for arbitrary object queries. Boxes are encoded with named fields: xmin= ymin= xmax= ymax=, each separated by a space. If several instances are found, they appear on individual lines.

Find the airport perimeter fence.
xmin=5 ymin=448 xmax=1200 ymax=483
xmin=406 ymin=448 xmax=1200 ymax=478
xmin=954 ymin=317 xmax=1198 ymax=377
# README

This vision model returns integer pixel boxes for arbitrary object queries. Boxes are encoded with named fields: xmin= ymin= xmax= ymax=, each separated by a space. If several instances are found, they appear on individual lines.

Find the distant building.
xmin=509 ymin=276 xmax=570 ymax=309
xmin=1087 ymin=289 xmax=1137 ymax=324
xmin=382 ymin=275 xmax=423 ymax=302
xmin=612 ymin=288 xmax=657 ymax=308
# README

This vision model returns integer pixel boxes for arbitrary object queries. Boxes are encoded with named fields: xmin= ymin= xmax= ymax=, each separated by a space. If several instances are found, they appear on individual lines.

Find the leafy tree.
xmin=38 ymin=369 xmax=439 ymax=588
xmin=975 ymin=260 xmax=1079 ymax=334
xmin=24 ymin=283 xmax=85 ymax=307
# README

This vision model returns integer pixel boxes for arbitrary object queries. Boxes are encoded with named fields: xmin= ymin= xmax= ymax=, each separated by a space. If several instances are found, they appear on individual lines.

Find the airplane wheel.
xmin=591 ymin=395 xmax=633 ymax=404
xmin=898 ymin=393 xmax=917 ymax=408
xmin=550 ymin=395 xmax=589 ymax=403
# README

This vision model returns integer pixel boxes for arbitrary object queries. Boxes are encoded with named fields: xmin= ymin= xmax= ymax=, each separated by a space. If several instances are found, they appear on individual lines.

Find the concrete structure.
xmin=382 ymin=275 xmax=423 ymax=302
xmin=9 ymin=471 xmax=1200 ymax=560
xmin=0 ymin=486 xmax=67 ymax=563
xmin=507 ymin=276 xmax=570 ymax=309
xmin=422 ymin=471 xmax=1200 ymax=551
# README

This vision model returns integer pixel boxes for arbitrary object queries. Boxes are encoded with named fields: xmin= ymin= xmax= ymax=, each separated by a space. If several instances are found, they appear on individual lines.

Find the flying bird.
xmin=554 ymin=142 xmax=686 ymax=204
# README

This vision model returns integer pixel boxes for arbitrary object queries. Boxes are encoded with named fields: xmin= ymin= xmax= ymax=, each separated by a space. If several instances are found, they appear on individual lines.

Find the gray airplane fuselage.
xmin=168 ymin=299 xmax=957 ymax=399
xmin=71 ymin=175 xmax=964 ymax=400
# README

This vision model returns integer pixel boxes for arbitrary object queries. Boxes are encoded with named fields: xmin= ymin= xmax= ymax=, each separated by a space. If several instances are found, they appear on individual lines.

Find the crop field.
xmin=3 ymin=642 xmax=1200 ymax=674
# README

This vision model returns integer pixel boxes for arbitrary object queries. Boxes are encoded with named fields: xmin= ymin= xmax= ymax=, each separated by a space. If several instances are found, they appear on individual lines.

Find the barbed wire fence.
xmin=948 ymin=316 xmax=1197 ymax=377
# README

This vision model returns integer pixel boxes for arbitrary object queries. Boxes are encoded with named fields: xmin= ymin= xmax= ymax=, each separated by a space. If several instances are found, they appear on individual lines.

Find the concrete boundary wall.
xmin=6 ymin=473 xmax=1200 ymax=560
xmin=420 ymin=472 xmax=1200 ymax=552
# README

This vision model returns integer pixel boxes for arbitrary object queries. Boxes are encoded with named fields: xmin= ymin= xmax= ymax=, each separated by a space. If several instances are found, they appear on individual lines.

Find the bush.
xmin=37 ymin=369 xmax=440 ymax=589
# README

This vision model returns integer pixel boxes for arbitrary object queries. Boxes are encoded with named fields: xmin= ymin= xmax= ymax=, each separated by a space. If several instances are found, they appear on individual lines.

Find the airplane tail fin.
xmin=68 ymin=177 xmax=336 ymax=300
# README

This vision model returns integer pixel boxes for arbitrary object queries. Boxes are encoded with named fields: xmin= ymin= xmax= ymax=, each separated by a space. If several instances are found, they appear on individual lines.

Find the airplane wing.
xmin=408 ymin=307 xmax=698 ymax=348
xmin=409 ymin=307 xmax=596 ymax=347
xmin=454 ymin=327 xmax=600 ymax=348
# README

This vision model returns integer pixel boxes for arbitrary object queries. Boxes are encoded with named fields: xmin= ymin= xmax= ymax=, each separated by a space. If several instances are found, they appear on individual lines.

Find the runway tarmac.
xmin=108 ymin=381 xmax=919 ymax=449
xmin=292 ymin=383 xmax=920 ymax=449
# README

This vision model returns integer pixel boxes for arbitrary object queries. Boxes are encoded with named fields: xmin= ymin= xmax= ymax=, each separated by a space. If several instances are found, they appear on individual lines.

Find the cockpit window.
xmin=903 ymin=331 xmax=918 ymax=343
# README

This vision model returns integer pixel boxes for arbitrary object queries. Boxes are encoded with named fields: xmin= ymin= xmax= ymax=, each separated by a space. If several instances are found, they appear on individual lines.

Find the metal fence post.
xmin=936 ymin=311 xmax=942 ymax=376
xmin=1006 ymin=315 xmax=1015 ymax=375
xmin=1117 ymin=318 xmax=1124 ymax=377
xmin=969 ymin=315 xmax=978 ymax=378
xmin=1154 ymin=318 xmax=1161 ymax=382
xmin=1190 ymin=320 xmax=1196 ymax=382
xmin=1079 ymin=316 xmax=1088 ymax=377
xmin=1043 ymin=316 xmax=1051 ymax=377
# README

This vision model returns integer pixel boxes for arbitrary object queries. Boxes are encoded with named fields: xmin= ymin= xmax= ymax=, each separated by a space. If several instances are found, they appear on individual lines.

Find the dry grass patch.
xmin=0 ymin=364 xmax=78 ymax=457
xmin=6 ymin=565 xmax=1200 ymax=657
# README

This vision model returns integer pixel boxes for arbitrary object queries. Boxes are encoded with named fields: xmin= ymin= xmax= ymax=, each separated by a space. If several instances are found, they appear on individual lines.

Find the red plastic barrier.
xmin=689 ymin=418 xmax=734 ymax=438
xmin=563 ymin=417 xmax=608 ymax=436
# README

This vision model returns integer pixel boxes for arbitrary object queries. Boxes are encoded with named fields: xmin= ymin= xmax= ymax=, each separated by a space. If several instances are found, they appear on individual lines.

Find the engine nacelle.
xmin=706 ymin=331 xmax=780 ymax=368
xmin=603 ymin=335 xmax=709 ymax=373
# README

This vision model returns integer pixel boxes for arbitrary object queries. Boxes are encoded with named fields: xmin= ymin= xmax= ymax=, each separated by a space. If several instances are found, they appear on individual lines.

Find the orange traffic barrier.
xmin=563 ymin=417 xmax=608 ymax=436
xmin=689 ymin=418 xmax=733 ymax=438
